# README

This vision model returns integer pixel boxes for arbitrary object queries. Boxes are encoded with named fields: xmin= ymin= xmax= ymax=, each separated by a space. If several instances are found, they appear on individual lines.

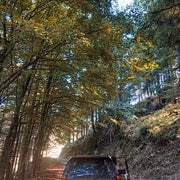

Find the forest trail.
xmin=27 ymin=158 xmax=65 ymax=180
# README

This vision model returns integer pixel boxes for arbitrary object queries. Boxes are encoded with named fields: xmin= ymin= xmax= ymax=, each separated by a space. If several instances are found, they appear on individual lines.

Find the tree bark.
xmin=0 ymin=76 xmax=31 ymax=179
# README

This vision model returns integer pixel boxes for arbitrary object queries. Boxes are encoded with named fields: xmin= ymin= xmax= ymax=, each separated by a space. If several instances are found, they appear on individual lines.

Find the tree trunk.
xmin=175 ymin=42 xmax=180 ymax=79
xmin=0 ymin=76 xmax=31 ymax=179
xmin=30 ymin=72 xmax=53 ymax=177
xmin=17 ymin=120 xmax=35 ymax=179
xmin=0 ymin=107 xmax=21 ymax=180
xmin=91 ymin=111 xmax=96 ymax=134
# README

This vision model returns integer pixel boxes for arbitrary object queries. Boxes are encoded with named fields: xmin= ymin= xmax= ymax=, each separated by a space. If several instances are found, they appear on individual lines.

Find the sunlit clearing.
xmin=43 ymin=136 xmax=64 ymax=158
xmin=44 ymin=144 xmax=64 ymax=158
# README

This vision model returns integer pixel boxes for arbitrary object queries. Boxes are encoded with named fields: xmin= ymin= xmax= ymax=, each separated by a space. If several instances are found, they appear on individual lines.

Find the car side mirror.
xmin=118 ymin=169 xmax=126 ymax=175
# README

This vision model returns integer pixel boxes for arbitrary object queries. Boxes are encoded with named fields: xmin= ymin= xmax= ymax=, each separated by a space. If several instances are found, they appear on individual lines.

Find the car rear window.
xmin=64 ymin=157 xmax=116 ymax=178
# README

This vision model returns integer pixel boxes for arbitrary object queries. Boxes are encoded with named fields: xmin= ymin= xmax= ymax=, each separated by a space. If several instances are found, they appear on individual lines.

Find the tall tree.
xmin=0 ymin=0 xmax=162 ymax=178
xmin=0 ymin=0 xmax=124 ymax=178
xmin=118 ymin=0 xmax=180 ymax=104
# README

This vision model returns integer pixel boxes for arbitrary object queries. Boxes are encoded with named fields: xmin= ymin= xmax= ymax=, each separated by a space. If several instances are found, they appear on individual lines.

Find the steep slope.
xmin=60 ymin=103 xmax=180 ymax=179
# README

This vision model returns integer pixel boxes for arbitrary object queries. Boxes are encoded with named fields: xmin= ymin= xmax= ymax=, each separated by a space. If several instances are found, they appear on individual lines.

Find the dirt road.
xmin=27 ymin=158 xmax=66 ymax=180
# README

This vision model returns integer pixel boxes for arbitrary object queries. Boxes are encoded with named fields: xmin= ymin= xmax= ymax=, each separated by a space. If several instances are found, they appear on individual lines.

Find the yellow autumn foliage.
xmin=136 ymin=35 xmax=154 ymax=50
xmin=80 ymin=37 xmax=91 ymax=47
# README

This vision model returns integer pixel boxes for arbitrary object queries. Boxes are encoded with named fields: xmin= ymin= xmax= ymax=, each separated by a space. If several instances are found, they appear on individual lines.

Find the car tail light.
xmin=61 ymin=175 xmax=66 ymax=180
xmin=116 ymin=175 xmax=121 ymax=180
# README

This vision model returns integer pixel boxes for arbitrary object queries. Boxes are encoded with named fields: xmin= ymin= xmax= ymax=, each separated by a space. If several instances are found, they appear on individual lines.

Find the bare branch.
xmin=149 ymin=2 xmax=180 ymax=15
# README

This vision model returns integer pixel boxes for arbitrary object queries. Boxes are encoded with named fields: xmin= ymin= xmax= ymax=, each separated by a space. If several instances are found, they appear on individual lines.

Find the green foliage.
xmin=60 ymin=132 xmax=97 ymax=158
xmin=1 ymin=0 xmax=179 ymax=178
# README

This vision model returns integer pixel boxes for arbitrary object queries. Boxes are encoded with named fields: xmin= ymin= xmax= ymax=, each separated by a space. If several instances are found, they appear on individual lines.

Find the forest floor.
xmin=109 ymin=103 xmax=180 ymax=179
xmin=26 ymin=158 xmax=66 ymax=180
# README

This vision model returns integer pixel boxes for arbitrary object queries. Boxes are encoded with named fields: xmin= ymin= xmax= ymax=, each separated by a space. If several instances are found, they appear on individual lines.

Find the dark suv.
xmin=61 ymin=155 xmax=129 ymax=180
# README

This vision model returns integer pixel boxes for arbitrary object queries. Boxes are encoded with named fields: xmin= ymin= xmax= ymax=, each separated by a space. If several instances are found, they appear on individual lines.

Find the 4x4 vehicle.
xmin=61 ymin=155 xmax=129 ymax=180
